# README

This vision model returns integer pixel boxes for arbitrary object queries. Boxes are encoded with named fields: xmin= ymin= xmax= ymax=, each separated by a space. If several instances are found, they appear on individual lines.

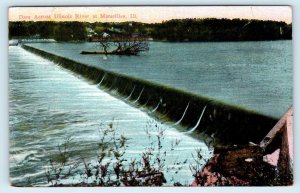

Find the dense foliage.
xmin=9 ymin=18 xmax=292 ymax=41
xmin=151 ymin=18 xmax=292 ymax=41
xmin=9 ymin=21 xmax=86 ymax=41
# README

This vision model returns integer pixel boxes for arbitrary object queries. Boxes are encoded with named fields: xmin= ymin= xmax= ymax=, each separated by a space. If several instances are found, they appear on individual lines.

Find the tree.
xmin=53 ymin=22 xmax=86 ymax=41
xmin=81 ymin=34 xmax=149 ymax=56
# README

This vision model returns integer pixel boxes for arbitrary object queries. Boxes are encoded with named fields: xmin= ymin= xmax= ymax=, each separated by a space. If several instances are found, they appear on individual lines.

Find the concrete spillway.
xmin=21 ymin=44 xmax=278 ymax=146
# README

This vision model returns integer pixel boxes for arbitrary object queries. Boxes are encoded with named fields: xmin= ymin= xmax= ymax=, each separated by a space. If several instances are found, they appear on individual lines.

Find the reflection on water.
xmin=9 ymin=46 xmax=211 ymax=186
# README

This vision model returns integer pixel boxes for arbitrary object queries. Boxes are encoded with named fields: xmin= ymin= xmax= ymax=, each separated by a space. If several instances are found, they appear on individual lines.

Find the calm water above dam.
xmin=28 ymin=41 xmax=292 ymax=118
xmin=9 ymin=46 xmax=211 ymax=186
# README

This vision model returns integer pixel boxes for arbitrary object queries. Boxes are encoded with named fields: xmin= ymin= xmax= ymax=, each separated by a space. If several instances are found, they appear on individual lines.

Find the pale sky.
xmin=9 ymin=6 xmax=292 ymax=23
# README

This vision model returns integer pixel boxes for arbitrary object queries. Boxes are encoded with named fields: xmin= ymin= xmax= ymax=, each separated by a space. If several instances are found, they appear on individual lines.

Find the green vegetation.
xmin=53 ymin=22 xmax=86 ymax=41
xmin=9 ymin=18 xmax=292 ymax=41
xmin=43 ymin=121 xmax=188 ymax=186
xmin=9 ymin=21 xmax=86 ymax=41
xmin=17 ymin=122 xmax=288 ymax=187
xmin=150 ymin=18 xmax=292 ymax=41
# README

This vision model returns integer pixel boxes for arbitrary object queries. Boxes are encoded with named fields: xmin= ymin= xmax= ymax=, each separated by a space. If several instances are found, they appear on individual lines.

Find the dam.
xmin=26 ymin=41 xmax=292 ymax=118
xmin=21 ymin=43 xmax=286 ymax=146
xmin=9 ymin=46 xmax=212 ymax=186
xmin=9 ymin=40 xmax=292 ymax=186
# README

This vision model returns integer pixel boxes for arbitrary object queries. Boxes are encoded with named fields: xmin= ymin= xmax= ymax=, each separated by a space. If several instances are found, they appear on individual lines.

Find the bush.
xmin=45 ymin=121 xmax=185 ymax=186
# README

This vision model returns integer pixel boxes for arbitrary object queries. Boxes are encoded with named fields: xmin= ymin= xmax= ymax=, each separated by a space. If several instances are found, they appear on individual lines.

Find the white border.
xmin=1 ymin=1 xmax=299 ymax=193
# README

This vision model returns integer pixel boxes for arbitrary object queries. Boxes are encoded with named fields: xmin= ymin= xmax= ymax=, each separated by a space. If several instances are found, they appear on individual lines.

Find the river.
xmin=28 ymin=41 xmax=292 ymax=118
xmin=9 ymin=46 xmax=211 ymax=186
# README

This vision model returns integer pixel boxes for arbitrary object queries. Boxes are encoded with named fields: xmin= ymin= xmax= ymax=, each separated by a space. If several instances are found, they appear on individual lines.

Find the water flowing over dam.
xmin=9 ymin=46 xmax=212 ymax=186
xmin=27 ymin=41 xmax=292 ymax=118
xmin=10 ymin=40 xmax=292 ymax=186
xmin=21 ymin=44 xmax=280 ymax=146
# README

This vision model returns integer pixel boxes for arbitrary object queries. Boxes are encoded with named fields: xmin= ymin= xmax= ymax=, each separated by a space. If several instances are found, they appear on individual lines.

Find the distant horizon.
xmin=8 ymin=17 xmax=293 ymax=25
xmin=9 ymin=6 xmax=292 ymax=24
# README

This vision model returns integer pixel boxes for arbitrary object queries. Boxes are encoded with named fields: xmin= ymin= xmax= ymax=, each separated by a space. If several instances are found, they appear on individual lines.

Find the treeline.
xmin=9 ymin=21 xmax=86 ymax=41
xmin=150 ymin=18 xmax=292 ymax=41
xmin=9 ymin=18 xmax=292 ymax=42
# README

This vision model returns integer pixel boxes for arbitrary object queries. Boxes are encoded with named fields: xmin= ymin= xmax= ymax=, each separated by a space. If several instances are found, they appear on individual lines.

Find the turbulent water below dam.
xmin=9 ymin=46 xmax=212 ymax=186
xmin=9 ymin=40 xmax=292 ymax=186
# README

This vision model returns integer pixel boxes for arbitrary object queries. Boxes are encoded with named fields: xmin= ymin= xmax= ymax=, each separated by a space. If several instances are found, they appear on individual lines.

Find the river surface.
xmin=9 ymin=46 xmax=211 ymax=186
xmin=28 ymin=41 xmax=292 ymax=118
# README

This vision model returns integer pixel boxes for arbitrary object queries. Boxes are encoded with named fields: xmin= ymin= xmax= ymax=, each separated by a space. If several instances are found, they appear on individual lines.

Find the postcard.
xmin=8 ymin=6 xmax=292 ymax=187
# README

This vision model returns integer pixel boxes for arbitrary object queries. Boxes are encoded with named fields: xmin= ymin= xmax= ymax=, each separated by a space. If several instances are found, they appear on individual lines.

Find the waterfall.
xmin=142 ymin=96 xmax=151 ymax=108
xmin=183 ymin=105 xmax=207 ymax=134
xmin=104 ymin=78 xmax=115 ymax=91
xmin=96 ymin=73 xmax=106 ymax=87
xmin=150 ymin=98 xmax=162 ymax=113
xmin=124 ymin=86 xmax=136 ymax=100
xmin=133 ymin=87 xmax=144 ymax=104
xmin=107 ymin=77 xmax=118 ymax=90
xmin=173 ymin=102 xmax=190 ymax=126
xmin=95 ymin=73 xmax=101 ymax=83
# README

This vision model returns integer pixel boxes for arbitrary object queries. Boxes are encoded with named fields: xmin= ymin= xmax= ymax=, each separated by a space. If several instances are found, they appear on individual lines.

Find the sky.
xmin=9 ymin=6 xmax=292 ymax=24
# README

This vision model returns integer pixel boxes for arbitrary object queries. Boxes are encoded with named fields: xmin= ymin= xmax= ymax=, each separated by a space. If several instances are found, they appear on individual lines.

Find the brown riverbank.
xmin=192 ymin=108 xmax=293 ymax=186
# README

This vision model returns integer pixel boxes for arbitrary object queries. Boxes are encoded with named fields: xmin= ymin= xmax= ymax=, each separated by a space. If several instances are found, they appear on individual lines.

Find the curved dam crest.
xmin=21 ymin=44 xmax=278 ymax=146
